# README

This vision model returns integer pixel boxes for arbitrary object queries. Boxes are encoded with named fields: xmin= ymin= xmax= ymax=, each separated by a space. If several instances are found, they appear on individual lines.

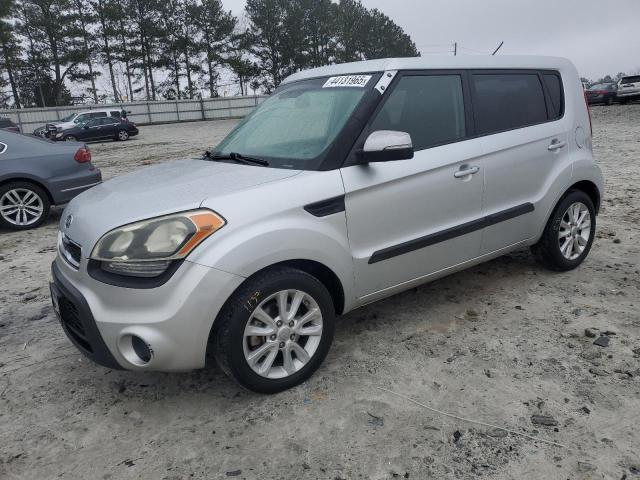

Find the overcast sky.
xmin=222 ymin=0 xmax=640 ymax=80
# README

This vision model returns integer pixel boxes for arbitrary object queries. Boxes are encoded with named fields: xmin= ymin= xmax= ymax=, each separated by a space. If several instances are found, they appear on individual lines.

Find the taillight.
xmin=583 ymin=91 xmax=592 ymax=137
xmin=74 ymin=147 xmax=92 ymax=163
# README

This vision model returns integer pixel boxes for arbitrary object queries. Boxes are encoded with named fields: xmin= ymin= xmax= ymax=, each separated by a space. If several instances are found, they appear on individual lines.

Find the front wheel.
xmin=212 ymin=267 xmax=335 ymax=393
xmin=64 ymin=135 xmax=77 ymax=142
xmin=532 ymin=190 xmax=596 ymax=271
xmin=117 ymin=130 xmax=129 ymax=141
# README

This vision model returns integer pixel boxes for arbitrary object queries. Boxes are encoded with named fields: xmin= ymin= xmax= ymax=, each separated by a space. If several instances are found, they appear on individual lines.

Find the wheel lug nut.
xmin=276 ymin=320 xmax=282 ymax=327
xmin=279 ymin=342 xmax=285 ymax=349
xmin=290 ymin=334 xmax=295 ymax=340
xmin=270 ymin=334 xmax=276 ymax=341
xmin=289 ymin=321 xmax=294 ymax=327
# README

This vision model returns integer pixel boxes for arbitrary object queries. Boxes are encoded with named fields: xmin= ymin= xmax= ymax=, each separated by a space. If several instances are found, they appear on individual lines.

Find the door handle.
xmin=454 ymin=165 xmax=480 ymax=178
xmin=548 ymin=140 xmax=566 ymax=151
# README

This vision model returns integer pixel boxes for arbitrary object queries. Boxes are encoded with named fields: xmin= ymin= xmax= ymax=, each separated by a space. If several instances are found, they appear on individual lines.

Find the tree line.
xmin=0 ymin=0 xmax=419 ymax=108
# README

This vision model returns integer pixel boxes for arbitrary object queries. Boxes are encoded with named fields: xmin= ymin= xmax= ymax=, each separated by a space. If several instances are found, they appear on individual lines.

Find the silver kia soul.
xmin=50 ymin=56 xmax=603 ymax=393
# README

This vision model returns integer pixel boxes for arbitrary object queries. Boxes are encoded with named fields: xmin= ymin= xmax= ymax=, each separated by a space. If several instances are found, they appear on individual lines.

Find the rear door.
xmin=97 ymin=117 xmax=120 ymax=139
xmin=471 ymin=70 xmax=571 ymax=254
xmin=341 ymin=71 xmax=485 ymax=299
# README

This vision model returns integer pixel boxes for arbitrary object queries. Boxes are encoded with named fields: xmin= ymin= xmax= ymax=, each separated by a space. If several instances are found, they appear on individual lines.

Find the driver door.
xmin=341 ymin=72 xmax=486 ymax=299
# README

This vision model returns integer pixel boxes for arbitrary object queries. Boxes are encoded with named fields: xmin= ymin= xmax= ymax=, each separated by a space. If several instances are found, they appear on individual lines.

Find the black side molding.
xmin=369 ymin=202 xmax=534 ymax=264
xmin=304 ymin=195 xmax=346 ymax=217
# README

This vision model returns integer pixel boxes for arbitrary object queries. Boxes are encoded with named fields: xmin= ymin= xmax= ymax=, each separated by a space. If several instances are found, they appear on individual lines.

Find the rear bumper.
xmin=49 ymin=169 xmax=102 ymax=204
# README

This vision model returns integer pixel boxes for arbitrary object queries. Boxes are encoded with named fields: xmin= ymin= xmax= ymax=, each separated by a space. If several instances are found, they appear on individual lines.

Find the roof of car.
xmin=282 ymin=55 xmax=574 ymax=84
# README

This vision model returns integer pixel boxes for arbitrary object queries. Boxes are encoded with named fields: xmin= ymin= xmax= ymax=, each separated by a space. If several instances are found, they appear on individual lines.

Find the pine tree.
xmin=0 ymin=0 xmax=21 ymax=107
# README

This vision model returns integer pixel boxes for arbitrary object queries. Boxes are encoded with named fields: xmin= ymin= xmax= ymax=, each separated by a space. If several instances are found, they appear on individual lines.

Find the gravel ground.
xmin=1 ymin=108 xmax=639 ymax=480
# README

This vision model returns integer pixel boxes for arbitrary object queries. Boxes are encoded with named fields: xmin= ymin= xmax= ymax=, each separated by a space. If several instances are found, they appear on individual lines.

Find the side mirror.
xmin=361 ymin=130 xmax=414 ymax=163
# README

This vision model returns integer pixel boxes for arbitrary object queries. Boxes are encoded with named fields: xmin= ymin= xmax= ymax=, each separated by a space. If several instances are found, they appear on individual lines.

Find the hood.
xmin=62 ymin=159 xmax=300 ymax=253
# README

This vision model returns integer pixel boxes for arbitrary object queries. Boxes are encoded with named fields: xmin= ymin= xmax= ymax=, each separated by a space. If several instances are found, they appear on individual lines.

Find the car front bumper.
xmin=50 ymin=255 xmax=245 ymax=372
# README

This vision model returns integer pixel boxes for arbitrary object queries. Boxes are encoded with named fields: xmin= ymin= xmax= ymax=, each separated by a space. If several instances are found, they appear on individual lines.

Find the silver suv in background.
xmin=50 ymin=56 xmax=603 ymax=393
xmin=616 ymin=75 xmax=640 ymax=104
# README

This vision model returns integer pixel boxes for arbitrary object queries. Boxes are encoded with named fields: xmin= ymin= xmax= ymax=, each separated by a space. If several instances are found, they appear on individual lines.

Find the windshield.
xmin=213 ymin=75 xmax=375 ymax=169
xmin=60 ymin=113 xmax=76 ymax=122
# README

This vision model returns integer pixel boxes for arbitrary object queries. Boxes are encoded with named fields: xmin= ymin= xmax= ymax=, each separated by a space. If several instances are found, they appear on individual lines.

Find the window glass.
xmin=110 ymin=111 xmax=121 ymax=118
xmin=0 ymin=119 xmax=12 ymax=127
xmin=620 ymin=75 xmax=640 ymax=84
xmin=215 ymin=78 xmax=367 ymax=167
xmin=472 ymin=74 xmax=548 ymax=134
xmin=89 ymin=112 xmax=107 ymax=118
xmin=370 ymin=75 xmax=466 ymax=150
xmin=542 ymin=73 xmax=563 ymax=119
xmin=74 ymin=114 xmax=87 ymax=123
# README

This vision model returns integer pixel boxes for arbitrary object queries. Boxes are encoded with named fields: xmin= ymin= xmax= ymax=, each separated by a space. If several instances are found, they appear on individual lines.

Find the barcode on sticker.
xmin=323 ymin=75 xmax=372 ymax=88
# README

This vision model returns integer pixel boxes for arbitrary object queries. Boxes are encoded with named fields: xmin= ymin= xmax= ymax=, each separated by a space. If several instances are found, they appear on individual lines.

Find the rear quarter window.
xmin=471 ymin=73 xmax=548 ymax=135
xmin=542 ymin=73 xmax=564 ymax=120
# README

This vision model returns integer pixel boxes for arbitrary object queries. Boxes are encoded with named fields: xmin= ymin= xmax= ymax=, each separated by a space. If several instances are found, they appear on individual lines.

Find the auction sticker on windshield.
xmin=323 ymin=75 xmax=372 ymax=88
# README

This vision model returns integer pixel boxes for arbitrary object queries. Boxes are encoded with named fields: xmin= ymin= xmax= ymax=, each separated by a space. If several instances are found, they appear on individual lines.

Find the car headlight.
xmin=56 ymin=132 xmax=64 ymax=138
xmin=90 ymin=209 xmax=225 ymax=277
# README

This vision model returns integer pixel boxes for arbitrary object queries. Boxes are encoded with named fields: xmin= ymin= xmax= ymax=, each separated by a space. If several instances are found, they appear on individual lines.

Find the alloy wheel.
xmin=243 ymin=289 xmax=323 ymax=379
xmin=118 ymin=130 xmax=129 ymax=141
xmin=558 ymin=201 xmax=591 ymax=260
xmin=0 ymin=188 xmax=44 ymax=226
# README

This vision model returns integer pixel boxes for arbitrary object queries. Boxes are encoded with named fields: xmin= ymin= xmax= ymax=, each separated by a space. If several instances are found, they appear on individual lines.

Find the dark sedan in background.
xmin=53 ymin=117 xmax=139 ymax=143
xmin=586 ymin=83 xmax=618 ymax=105
xmin=0 ymin=131 xmax=101 ymax=230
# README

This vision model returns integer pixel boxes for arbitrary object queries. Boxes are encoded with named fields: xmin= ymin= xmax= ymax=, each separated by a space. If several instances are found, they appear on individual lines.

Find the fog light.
xmin=132 ymin=335 xmax=152 ymax=363
xmin=118 ymin=334 xmax=153 ymax=366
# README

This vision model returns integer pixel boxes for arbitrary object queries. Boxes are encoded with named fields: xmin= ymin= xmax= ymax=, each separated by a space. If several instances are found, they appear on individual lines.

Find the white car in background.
xmin=616 ymin=75 xmax=640 ymax=104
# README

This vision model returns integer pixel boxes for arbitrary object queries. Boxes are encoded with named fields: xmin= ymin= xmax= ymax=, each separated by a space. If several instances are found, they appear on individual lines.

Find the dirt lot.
xmin=1 ymin=108 xmax=639 ymax=480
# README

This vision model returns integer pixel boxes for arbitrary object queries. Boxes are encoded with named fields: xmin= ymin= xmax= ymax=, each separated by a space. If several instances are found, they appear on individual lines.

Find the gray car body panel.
xmin=0 ymin=131 xmax=102 ymax=205
xmin=53 ymin=56 xmax=603 ymax=371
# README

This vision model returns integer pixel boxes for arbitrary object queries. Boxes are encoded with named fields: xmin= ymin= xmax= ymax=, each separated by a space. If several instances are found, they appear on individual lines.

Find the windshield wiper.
xmin=204 ymin=151 xmax=269 ymax=167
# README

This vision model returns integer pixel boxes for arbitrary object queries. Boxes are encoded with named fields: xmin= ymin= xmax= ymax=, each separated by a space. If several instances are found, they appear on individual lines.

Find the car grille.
xmin=59 ymin=296 xmax=92 ymax=352
xmin=60 ymin=233 xmax=82 ymax=268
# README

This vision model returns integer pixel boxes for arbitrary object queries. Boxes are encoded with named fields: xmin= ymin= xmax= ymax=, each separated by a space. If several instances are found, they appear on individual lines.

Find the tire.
xmin=117 ymin=130 xmax=129 ymax=141
xmin=212 ymin=266 xmax=335 ymax=393
xmin=64 ymin=135 xmax=77 ymax=142
xmin=532 ymin=190 xmax=596 ymax=271
xmin=605 ymin=97 xmax=612 ymax=106
xmin=0 ymin=181 xmax=51 ymax=230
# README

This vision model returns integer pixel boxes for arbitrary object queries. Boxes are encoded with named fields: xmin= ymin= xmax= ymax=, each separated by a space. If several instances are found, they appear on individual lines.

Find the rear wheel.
xmin=0 ymin=181 xmax=50 ymax=230
xmin=212 ymin=266 xmax=335 ymax=393
xmin=117 ymin=130 xmax=129 ymax=141
xmin=532 ymin=190 xmax=595 ymax=271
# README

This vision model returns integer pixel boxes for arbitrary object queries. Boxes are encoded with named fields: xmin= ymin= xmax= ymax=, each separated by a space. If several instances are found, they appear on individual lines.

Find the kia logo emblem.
xmin=65 ymin=215 xmax=73 ymax=229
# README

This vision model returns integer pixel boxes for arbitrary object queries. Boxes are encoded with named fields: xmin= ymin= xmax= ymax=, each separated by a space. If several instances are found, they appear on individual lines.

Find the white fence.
xmin=0 ymin=96 xmax=267 ymax=133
